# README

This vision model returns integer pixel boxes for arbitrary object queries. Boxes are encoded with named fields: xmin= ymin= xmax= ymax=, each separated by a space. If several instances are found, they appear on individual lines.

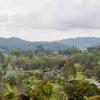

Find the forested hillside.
xmin=0 ymin=37 xmax=100 ymax=51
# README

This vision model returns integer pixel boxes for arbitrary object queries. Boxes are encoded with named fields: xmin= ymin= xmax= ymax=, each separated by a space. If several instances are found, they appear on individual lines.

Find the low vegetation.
xmin=0 ymin=46 xmax=100 ymax=100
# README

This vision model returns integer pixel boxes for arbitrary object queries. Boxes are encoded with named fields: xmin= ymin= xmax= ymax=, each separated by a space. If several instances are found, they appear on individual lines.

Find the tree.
xmin=22 ymin=49 xmax=33 ymax=58
xmin=34 ymin=45 xmax=45 ymax=55
xmin=62 ymin=59 xmax=76 ymax=85
xmin=42 ymin=81 xmax=53 ymax=100
xmin=4 ymin=64 xmax=22 ymax=86
xmin=4 ymin=84 xmax=20 ymax=100
xmin=58 ymin=47 xmax=80 ymax=55
xmin=0 ymin=66 xmax=3 ymax=81
xmin=65 ymin=80 xmax=98 ymax=100
xmin=96 ymin=68 xmax=100 ymax=80
xmin=10 ymin=48 xmax=21 ymax=57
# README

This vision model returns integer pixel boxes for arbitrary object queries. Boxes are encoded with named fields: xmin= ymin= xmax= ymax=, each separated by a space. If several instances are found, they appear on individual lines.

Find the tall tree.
xmin=62 ymin=59 xmax=76 ymax=85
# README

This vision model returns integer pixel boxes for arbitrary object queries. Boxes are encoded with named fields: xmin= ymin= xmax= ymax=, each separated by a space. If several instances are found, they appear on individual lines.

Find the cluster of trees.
xmin=72 ymin=50 xmax=100 ymax=79
xmin=0 ymin=47 xmax=67 ymax=70
xmin=0 ymin=59 xmax=99 ymax=100
xmin=0 ymin=46 xmax=100 ymax=100
xmin=58 ymin=46 xmax=80 ymax=55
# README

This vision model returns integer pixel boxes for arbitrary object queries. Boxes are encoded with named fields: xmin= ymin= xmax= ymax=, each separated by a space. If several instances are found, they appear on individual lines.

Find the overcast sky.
xmin=0 ymin=0 xmax=100 ymax=41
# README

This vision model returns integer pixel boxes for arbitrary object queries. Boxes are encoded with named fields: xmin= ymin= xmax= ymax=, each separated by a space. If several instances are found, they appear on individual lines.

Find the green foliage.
xmin=96 ymin=68 xmax=100 ymax=80
xmin=42 ymin=81 xmax=53 ymax=98
xmin=10 ymin=48 xmax=21 ymax=56
xmin=56 ymin=76 xmax=65 ymax=84
xmin=4 ymin=84 xmax=20 ymax=100
xmin=58 ymin=46 xmax=80 ymax=55
xmin=4 ymin=64 xmax=22 ymax=86
xmin=0 ymin=66 xmax=3 ymax=81
xmin=62 ymin=59 xmax=76 ymax=84
xmin=0 ymin=45 xmax=100 ymax=100
xmin=65 ymin=80 xmax=98 ymax=100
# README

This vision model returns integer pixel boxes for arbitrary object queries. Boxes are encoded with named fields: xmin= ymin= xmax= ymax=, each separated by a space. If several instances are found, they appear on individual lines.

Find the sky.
xmin=0 ymin=0 xmax=100 ymax=41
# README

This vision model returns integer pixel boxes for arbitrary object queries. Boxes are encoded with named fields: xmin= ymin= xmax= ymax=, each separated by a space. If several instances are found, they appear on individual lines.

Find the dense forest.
xmin=0 ymin=45 xmax=100 ymax=100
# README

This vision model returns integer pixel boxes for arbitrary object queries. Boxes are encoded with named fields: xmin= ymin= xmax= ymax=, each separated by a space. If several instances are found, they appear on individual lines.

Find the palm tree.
xmin=29 ymin=81 xmax=53 ymax=100
xmin=3 ymin=84 xmax=20 ymax=100
xmin=51 ymin=83 xmax=67 ymax=100
xmin=21 ymin=79 xmax=44 ymax=100
xmin=42 ymin=81 xmax=53 ymax=100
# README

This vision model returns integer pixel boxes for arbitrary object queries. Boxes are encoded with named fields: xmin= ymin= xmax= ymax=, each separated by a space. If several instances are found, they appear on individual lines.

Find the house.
xmin=80 ymin=48 xmax=88 ymax=52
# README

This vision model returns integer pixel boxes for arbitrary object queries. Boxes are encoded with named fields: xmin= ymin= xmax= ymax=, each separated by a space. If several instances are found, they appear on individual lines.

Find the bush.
xmin=65 ymin=80 xmax=98 ymax=100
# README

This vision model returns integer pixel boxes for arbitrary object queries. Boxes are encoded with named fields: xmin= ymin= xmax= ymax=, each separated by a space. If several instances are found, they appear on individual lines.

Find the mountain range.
xmin=0 ymin=37 xmax=100 ymax=51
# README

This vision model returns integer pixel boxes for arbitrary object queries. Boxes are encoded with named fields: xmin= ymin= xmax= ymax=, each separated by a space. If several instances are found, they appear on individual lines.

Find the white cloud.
xmin=0 ymin=0 xmax=100 ymax=41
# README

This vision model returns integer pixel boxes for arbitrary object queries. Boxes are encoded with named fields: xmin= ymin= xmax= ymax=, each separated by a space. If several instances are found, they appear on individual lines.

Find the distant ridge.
xmin=0 ymin=37 xmax=100 ymax=51
xmin=59 ymin=37 xmax=100 ymax=49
